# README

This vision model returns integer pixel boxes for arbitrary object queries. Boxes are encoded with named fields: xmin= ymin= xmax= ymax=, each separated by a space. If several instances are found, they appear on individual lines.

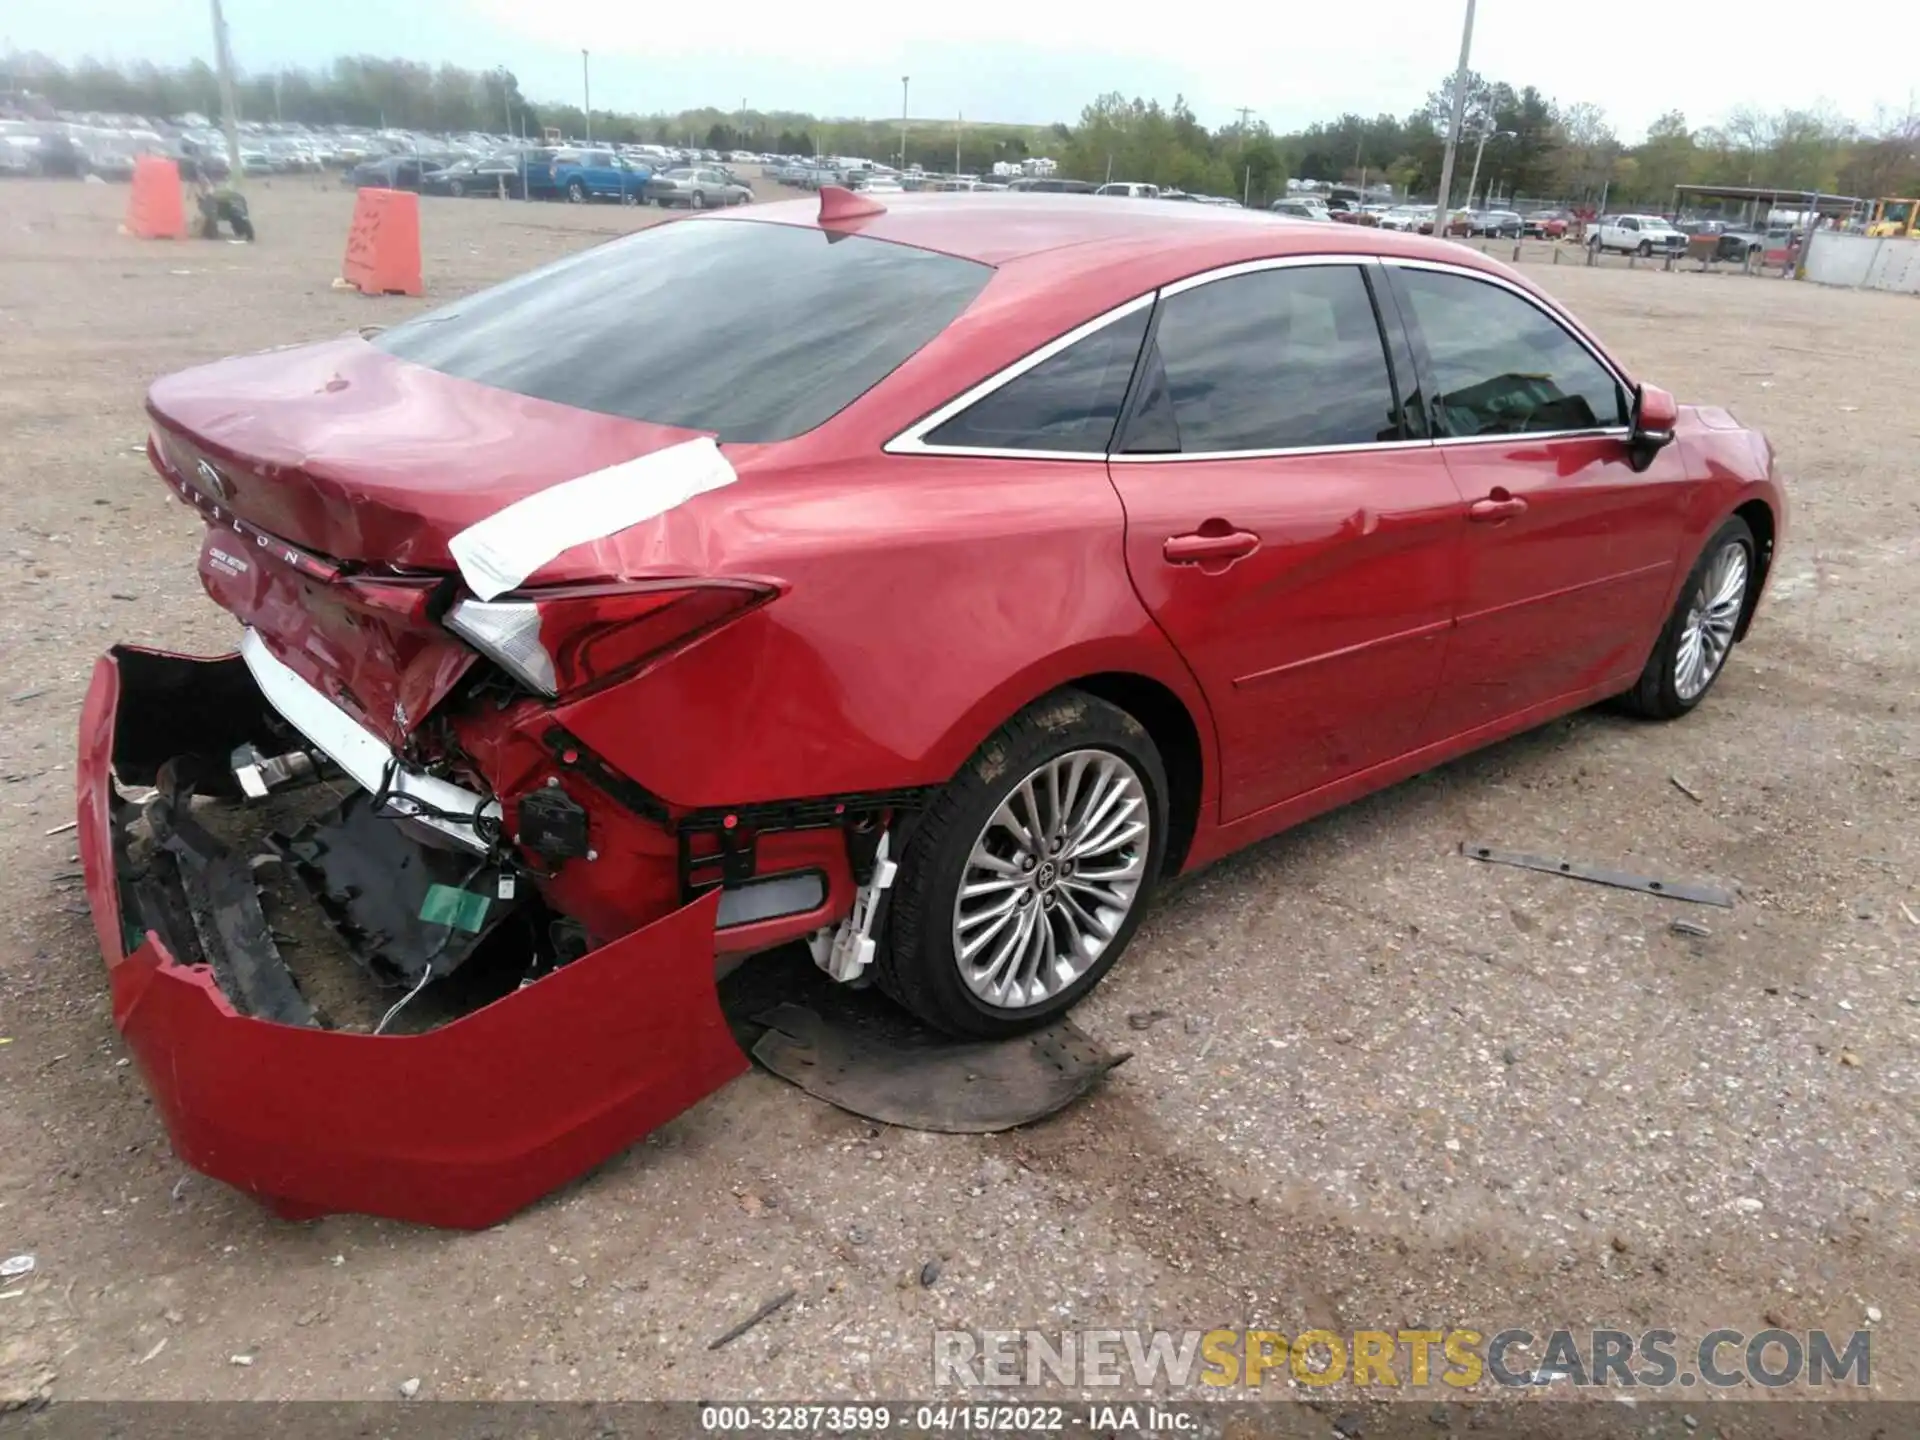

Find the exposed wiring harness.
xmin=367 ymin=754 xmax=505 ymax=853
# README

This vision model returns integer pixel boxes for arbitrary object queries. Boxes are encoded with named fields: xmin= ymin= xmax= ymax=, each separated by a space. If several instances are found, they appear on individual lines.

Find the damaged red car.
xmin=80 ymin=191 xmax=1785 ymax=1228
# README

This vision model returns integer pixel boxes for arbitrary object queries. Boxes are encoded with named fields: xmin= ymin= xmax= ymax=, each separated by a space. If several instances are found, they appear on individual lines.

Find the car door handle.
xmin=1164 ymin=528 xmax=1261 ymax=564
xmin=1468 ymin=491 xmax=1529 ymax=522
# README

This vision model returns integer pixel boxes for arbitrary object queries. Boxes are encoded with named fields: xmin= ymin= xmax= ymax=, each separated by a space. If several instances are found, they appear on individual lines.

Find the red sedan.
xmin=80 ymin=191 xmax=1784 ymax=1226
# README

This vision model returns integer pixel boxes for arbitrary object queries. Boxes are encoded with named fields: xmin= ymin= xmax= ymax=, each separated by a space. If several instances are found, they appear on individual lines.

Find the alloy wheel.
xmin=951 ymin=749 xmax=1150 ymax=1011
xmin=1674 ymin=542 xmax=1749 ymax=701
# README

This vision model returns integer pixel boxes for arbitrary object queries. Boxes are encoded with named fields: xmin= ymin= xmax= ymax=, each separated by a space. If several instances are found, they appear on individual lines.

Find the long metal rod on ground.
xmin=1460 ymin=842 xmax=1735 ymax=908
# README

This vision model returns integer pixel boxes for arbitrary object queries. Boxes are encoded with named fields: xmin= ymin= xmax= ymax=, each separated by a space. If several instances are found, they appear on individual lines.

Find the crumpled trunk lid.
xmin=146 ymin=335 xmax=711 ymax=570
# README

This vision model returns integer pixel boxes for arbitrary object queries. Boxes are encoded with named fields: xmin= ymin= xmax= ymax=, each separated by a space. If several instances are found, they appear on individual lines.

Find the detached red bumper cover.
xmin=76 ymin=648 xmax=749 ymax=1229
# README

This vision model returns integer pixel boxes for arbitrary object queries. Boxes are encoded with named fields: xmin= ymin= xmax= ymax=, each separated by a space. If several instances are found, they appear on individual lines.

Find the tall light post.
xmin=1432 ymin=0 xmax=1476 ymax=225
xmin=899 ymin=75 xmax=910 ymax=170
xmin=581 ymin=49 xmax=591 ymax=144
xmin=1465 ymin=126 xmax=1514 ymax=209
xmin=208 ymin=0 xmax=243 ymax=183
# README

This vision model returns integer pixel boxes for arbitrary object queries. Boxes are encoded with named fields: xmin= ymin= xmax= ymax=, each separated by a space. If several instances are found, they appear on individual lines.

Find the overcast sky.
xmin=6 ymin=0 xmax=1912 ymax=140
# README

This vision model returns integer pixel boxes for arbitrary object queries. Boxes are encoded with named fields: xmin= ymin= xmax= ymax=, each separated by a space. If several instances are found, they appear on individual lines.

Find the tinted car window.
xmin=925 ymin=306 xmax=1150 ymax=453
xmin=1393 ymin=268 xmax=1628 ymax=437
xmin=375 ymin=220 xmax=990 ymax=443
xmin=1124 ymin=264 xmax=1402 ymax=454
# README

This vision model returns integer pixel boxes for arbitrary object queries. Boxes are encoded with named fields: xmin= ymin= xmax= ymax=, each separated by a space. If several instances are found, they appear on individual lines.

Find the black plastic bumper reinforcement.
xmin=539 ymin=722 xmax=935 ymax=897
xmin=1459 ymin=841 xmax=1737 ymax=908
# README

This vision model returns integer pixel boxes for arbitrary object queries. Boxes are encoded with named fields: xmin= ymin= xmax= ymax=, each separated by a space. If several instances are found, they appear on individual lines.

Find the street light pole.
xmin=581 ymin=49 xmax=591 ymax=144
xmin=900 ymin=76 xmax=910 ymax=170
xmin=208 ymin=0 xmax=243 ymax=184
xmin=1432 ymin=0 xmax=1476 ymax=224
xmin=1465 ymin=126 xmax=1513 ymax=210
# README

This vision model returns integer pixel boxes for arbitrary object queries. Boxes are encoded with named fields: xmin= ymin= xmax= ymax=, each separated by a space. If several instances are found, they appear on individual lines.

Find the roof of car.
xmin=712 ymin=192 xmax=1490 ymax=270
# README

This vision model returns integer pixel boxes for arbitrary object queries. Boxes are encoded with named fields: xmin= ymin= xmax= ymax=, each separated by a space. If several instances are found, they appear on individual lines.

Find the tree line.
xmin=7 ymin=50 xmax=1917 ymax=208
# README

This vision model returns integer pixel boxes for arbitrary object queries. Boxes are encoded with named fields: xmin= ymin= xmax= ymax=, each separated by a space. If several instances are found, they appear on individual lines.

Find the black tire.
xmin=620 ymin=189 xmax=638 ymax=206
xmin=1638 ymin=240 xmax=1653 ymax=257
xmin=566 ymin=180 xmax=586 ymax=203
xmin=691 ymin=189 xmax=707 ymax=209
xmin=448 ymin=179 xmax=464 ymax=198
xmin=1617 ymin=516 xmax=1756 ymax=720
xmin=876 ymin=689 xmax=1169 ymax=1039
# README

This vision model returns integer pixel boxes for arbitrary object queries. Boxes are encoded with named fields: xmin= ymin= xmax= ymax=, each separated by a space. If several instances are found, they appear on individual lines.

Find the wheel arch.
xmin=923 ymin=647 xmax=1219 ymax=881
xmin=1731 ymin=496 xmax=1776 ymax=640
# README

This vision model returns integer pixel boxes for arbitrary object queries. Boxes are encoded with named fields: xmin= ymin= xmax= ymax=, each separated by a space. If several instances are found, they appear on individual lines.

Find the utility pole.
xmin=1433 ymin=0 xmax=1476 ymax=224
xmin=1234 ymin=106 xmax=1253 ymax=133
xmin=955 ymin=112 xmax=962 ymax=175
xmin=899 ymin=76 xmax=910 ymax=170
xmin=581 ymin=49 xmax=591 ymax=144
xmin=208 ymin=0 xmax=243 ymax=184
xmin=740 ymin=97 xmax=748 ymax=145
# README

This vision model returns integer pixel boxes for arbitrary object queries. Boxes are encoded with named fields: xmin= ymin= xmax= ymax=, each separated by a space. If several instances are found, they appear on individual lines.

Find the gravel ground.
xmin=0 ymin=178 xmax=1913 ymax=1413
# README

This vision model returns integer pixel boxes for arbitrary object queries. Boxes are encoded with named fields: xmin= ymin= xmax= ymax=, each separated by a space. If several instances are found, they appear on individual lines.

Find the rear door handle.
xmin=1164 ymin=528 xmax=1261 ymax=565
xmin=1468 ymin=491 xmax=1529 ymax=523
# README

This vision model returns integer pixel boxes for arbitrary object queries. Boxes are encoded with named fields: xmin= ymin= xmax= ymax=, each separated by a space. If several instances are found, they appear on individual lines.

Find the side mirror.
xmin=1628 ymin=383 xmax=1678 ymax=473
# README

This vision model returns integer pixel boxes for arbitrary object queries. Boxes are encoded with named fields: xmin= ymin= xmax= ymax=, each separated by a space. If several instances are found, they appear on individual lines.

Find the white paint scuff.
xmin=448 ymin=437 xmax=736 ymax=601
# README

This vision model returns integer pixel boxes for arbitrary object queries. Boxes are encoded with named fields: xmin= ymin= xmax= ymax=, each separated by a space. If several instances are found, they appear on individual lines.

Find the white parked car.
xmin=1378 ymin=206 xmax=1427 ymax=232
xmin=1094 ymin=181 xmax=1161 ymax=199
xmin=1590 ymin=213 xmax=1688 ymax=257
xmin=1269 ymin=197 xmax=1332 ymax=222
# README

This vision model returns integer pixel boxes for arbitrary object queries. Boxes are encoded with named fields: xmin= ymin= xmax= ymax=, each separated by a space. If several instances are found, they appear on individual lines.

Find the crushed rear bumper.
xmin=76 ymin=645 xmax=749 ymax=1229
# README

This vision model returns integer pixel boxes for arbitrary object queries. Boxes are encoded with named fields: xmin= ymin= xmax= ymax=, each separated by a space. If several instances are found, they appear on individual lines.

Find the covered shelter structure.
xmin=1670 ymin=183 xmax=1868 ymax=229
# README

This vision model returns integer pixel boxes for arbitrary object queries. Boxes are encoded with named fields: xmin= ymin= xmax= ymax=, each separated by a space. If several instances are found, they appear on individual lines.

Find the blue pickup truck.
xmin=536 ymin=147 xmax=651 ymax=204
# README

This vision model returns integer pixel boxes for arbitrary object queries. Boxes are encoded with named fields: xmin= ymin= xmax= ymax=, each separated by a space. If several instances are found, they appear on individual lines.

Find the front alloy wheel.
xmin=1619 ymin=516 xmax=1756 ymax=719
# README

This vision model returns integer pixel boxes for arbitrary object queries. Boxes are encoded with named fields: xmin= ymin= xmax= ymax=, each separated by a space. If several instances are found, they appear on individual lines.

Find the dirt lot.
xmin=0 ymin=177 xmax=1915 ymax=1414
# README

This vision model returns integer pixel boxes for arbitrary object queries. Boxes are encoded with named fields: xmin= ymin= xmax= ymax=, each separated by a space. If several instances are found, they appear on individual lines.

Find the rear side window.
xmin=1392 ymin=268 xmax=1628 ymax=437
xmin=374 ymin=220 xmax=990 ymax=443
xmin=1123 ymin=264 xmax=1404 ymax=454
xmin=924 ymin=307 xmax=1150 ymax=453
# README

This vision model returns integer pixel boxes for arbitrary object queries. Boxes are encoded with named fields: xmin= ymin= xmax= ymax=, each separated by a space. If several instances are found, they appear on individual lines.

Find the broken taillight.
xmin=443 ymin=581 xmax=773 ymax=699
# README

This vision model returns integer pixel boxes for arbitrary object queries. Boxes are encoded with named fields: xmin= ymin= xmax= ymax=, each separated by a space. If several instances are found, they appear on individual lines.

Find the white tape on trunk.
xmin=449 ymin=437 xmax=736 ymax=600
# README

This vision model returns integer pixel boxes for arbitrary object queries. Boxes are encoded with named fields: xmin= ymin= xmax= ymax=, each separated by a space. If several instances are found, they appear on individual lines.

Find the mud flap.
xmin=725 ymin=955 xmax=1129 ymax=1133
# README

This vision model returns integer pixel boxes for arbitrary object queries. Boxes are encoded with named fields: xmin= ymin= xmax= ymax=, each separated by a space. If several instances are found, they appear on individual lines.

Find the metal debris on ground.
xmin=1459 ymin=842 xmax=1735 ymax=908
xmin=1669 ymin=775 xmax=1704 ymax=803
xmin=708 ymin=1288 xmax=797 ymax=1350
xmin=11 ymin=689 xmax=48 ymax=704
xmin=43 ymin=821 xmax=77 ymax=837
xmin=919 ymin=1259 xmax=942 ymax=1287
xmin=0 ymin=1255 xmax=35 ymax=1279
xmin=1127 ymin=1009 xmax=1172 ymax=1031
xmin=1670 ymin=919 xmax=1713 ymax=938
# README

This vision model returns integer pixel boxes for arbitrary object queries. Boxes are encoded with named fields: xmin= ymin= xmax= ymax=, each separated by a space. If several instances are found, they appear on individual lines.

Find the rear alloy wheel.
xmin=620 ymin=189 xmax=638 ymax=206
xmin=448 ymin=179 xmax=464 ymax=198
xmin=691 ymin=189 xmax=707 ymax=209
xmin=1618 ymin=516 xmax=1755 ymax=719
xmin=1638 ymin=239 xmax=1653 ymax=257
xmin=566 ymin=180 xmax=586 ymax=203
xmin=877 ymin=689 xmax=1168 ymax=1038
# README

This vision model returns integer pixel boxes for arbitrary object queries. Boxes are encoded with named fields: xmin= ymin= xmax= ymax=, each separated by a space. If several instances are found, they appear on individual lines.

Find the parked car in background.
xmin=552 ymin=148 xmax=652 ymax=204
xmin=423 ymin=154 xmax=527 ymax=198
xmin=1095 ymin=181 xmax=1161 ymax=198
xmin=1270 ymin=197 xmax=1331 ymax=221
xmin=345 ymin=155 xmax=433 ymax=191
xmin=1472 ymin=210 xmax=1524 ymax=239
xmin=1524 ymin=209 xmax=1571 ymax=239
xmin=1676 ymin=219 xmax=1766 ymax=260
xmin=1007 ymin=176 xmax=1095 ymax=194
xmin=96 ymin=194 xmax=1785 ymax=1226
xmin=1378 ymin=206 xmax=1426 ymax=232
xmin=648 ymin=166 xmax=751 ymax=208
xmin=1590 ymin=214 xmax=1687 ymax=257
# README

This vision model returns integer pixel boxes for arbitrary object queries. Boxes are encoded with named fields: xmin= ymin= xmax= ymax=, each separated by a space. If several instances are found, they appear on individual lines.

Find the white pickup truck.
xmin=1589 ymin=213 xmax=1689 ymax=257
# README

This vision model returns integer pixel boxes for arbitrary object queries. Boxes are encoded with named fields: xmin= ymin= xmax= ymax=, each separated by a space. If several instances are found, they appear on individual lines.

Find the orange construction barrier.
xmin=124 ymin=155 xmax=188 ymax=240
xmin=341 ymin=187 xmax=424 ymax=297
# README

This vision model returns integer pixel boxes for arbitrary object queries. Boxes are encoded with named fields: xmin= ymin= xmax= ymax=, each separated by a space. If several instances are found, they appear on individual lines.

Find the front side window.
xmin=1122 ymin=264 xmax=1404 ymax=454
xmin=375 ymin=219 xmax=990 ymax=443
xmin=923 ymin=306 xmax=1150 ymax=453
xmin=1392 ymin=268 xmax=1628 ymax=438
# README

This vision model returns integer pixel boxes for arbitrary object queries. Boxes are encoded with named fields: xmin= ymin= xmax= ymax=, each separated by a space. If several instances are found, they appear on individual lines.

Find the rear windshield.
xmin=373 ymin=219 xmax=991 ymax=443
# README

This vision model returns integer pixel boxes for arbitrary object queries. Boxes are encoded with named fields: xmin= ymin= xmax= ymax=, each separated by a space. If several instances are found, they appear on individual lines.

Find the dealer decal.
xmin=207 ymin=546 xmax=250 ymax=577
xmin=448 ymin=437 xmax=737 ymax=601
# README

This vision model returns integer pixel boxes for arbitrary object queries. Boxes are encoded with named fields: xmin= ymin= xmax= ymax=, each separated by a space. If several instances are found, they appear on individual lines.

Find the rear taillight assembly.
xmin=443 ymin=580 xmax=774 ymax=699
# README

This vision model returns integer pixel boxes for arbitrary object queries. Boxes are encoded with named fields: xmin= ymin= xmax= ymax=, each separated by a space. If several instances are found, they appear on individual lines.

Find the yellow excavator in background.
xmin=1866 ymin=198 xmax=1918 ymax=238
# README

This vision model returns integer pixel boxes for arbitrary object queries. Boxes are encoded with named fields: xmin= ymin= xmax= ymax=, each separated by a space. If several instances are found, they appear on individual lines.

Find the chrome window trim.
xmin=1379 ymin=254 xmax=1636 ymax=408
xmin=887 ymin=251 xmax=1638 ymax=463
xmin=884 ymin=292 xmax=1156 ymax=459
